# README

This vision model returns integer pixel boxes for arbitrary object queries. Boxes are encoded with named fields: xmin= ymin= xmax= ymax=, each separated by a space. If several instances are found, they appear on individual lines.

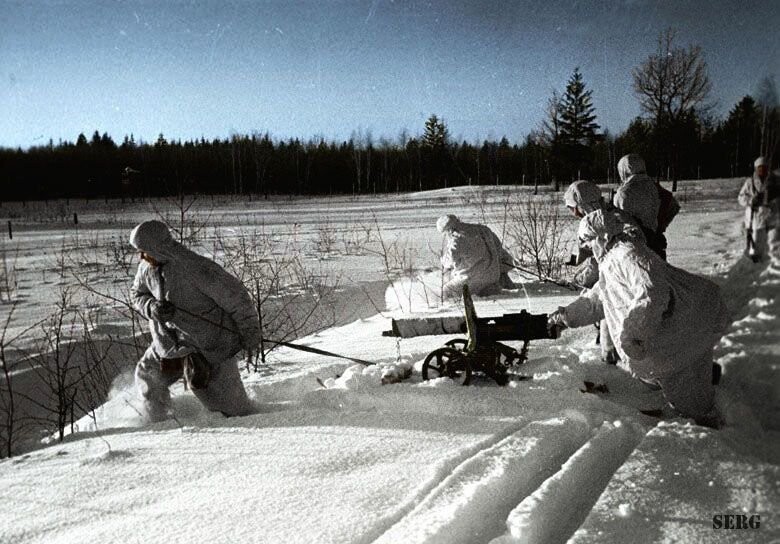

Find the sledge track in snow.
xmin=352 ymin=418 xmax=535 ymax=544
xmin=495 ymin=420 xmax=645 ymax=544
xmin=370 ymin=413 xmax=647 ymax=544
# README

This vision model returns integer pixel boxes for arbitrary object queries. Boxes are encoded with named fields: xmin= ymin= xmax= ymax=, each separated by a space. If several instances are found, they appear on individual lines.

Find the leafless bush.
xmin=0 ymin=241 xmax=19 ymax=303
xmin=340 ymin=218 xmax=374 ymax=255
xmin=70 ymin=310 xmax=125 ymax=430
xmin=313 ymin=216 xmax=338 ymax=257
xmin=26 ymin=288 xmax=81 ymax=441
xmin=364 ymin=212 xmax=420 ymax=278
xmin=505 ymin=194 xmax=569 ymax=279
xmin=105 ymin=234 xmax=136 ymax=276
xmin=150 ymin=192 xmax=212 ymax=246
xmin=0 ymin=304 xmax=42 ymax=458
xmin=213 ymin=227 xmax=339 ymax=371
xmin=21 ymin=288 xmax=123 ymax=443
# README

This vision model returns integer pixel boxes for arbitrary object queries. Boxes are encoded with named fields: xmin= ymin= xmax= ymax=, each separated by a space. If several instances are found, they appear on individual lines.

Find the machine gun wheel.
xmin=444 ymin=338 xmax=468 ymax=352
xmin=422 ymin=347 xmax=472 ymax=385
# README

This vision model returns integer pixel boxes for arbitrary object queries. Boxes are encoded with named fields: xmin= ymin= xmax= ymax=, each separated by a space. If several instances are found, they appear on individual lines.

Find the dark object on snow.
xmin=603 ymin=348 xmax=620 ymax=365
xmin=580 ymin=381 xmax=609 ymax=394
xmin=381 ymin=365 xmax=413 ymax=385
xmin=383 ymin=285 xmax=556 ymax=385
xmin=712 ymin=363 xmax=722 ymax=385
xmin=184 ymin=352 xmax=211 ymax=390
xmin=746 ymin=207 xmax=756 ymax=259
xmin=160 ymin=356 xmax=186 ymax=378
xmin=159 ymin=353 xmax=211 ymax=389
xmin=639 ymin=409 xmax=664 ymax=418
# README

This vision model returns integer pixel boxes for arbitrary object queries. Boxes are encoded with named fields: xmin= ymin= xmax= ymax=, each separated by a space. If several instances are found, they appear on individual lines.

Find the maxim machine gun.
xmin=383 ymin=286 xmax=559 ymax=386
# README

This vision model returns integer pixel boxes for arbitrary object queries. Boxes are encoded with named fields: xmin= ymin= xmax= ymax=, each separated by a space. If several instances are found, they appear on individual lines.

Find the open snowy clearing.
xmin=1 ymin=180 xmax=778 ymax=543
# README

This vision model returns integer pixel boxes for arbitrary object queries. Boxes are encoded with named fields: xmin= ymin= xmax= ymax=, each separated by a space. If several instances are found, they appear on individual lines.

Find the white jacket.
xmin=563 ymin=241 xmax=729 ymax=382
xmin=130 ymin=221 xmax=261 ymax=363
xmin=614 ymin=154 xmax=661 ymax=233
xmin=613 ymin=174 xmax=660 ymax=233
xmin=441 ymin=221 xmax=513 ymax=295
xmin=738 ymin=173 xmax=779 ymax=230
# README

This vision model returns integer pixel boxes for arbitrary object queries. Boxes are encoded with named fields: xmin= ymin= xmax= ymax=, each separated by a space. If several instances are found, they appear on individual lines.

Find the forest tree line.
xmin=1 ymin=29 xmax=778 ymax=201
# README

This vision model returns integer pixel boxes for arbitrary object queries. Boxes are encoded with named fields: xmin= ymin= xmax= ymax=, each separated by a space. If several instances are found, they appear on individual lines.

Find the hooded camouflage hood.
xmin=578 ymin=209 xmax=626 ymax=262
xmin=436 ymin=214 xmax=460 ymax=233
xmin=578 ymin=209 xmax=625 ymax=243
xmin=617 ymin=154 xmax=647 ymax=183
xmin=564 ymin=180 xmax=603 ymax=214
xmin=129 ymin=220 xmax=179 ymax=263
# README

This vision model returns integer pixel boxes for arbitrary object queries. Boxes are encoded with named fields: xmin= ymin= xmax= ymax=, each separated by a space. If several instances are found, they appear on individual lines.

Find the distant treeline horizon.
xmin=1 ymin=96 xmax=777 ymax=202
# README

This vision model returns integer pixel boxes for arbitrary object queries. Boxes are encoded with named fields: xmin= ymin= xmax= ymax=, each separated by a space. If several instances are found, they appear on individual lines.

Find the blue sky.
xmin=2 ymin=0 xmax=778 ymax=148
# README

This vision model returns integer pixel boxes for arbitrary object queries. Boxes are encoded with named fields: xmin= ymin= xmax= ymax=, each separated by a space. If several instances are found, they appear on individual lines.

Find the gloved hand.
xmin=547 ymin=308 xmax=568 ymax=337
xmin=622 ymin=337 xmax=646 ymax=361
xmin=151 ymin=300 xmax=176 ymax=322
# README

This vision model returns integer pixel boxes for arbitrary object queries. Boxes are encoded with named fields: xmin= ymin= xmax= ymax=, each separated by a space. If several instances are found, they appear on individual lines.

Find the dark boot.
xmin=603 ymin=347 xmax=620 ymax=365
xmin=712 ymin=363 xmax=722 ymax=385
xmin=184 ymin=353 xmax=211 ymax=390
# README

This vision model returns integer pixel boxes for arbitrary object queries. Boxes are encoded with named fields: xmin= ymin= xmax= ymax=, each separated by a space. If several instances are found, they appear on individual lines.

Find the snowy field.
xmin=1 ymin=180 xmax=779 ymax=543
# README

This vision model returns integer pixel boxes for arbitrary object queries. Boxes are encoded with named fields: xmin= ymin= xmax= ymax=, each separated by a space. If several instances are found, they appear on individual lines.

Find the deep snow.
xmin=1 ymin=181 xmax=778 ymax=544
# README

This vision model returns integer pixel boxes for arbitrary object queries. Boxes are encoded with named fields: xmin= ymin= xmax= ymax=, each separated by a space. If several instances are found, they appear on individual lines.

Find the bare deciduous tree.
xmin=633 ymin=29 xmax=711 ymax=125
xmin=632 ymin=28 xmax=712 ymax=189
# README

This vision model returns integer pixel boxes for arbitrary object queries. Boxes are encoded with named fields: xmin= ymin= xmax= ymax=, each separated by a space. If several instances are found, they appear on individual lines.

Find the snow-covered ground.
xmin=1 ymin=180 xmax=778 ymax=543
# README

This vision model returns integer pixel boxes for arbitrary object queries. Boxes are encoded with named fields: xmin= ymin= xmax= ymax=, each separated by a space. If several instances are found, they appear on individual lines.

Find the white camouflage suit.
xmin=130 ymin=220 xmax=261 ymax=421
xmin=738 ymin=158 xmax=780 ymax=261
xmin=553 ymin=210 xmax=729 ymax=422
xmin=613 ymin=154 xmax=660 ymax=234
xmin=438 ymin=215 xmax=514 ymax=298
xmin=564 ymin=180 xmax=645 ymax=362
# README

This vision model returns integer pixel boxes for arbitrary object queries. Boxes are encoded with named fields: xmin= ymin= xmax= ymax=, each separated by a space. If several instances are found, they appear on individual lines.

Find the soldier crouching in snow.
xmin=548 ymin=210 xmax=730 ymax=428
xmin=562 ymin=180 xmax=646 ymax=365
xmin=437 ymin=214 xmax=515 ymax=298
xmin=129 ymin=220 xmax=260 ymax=422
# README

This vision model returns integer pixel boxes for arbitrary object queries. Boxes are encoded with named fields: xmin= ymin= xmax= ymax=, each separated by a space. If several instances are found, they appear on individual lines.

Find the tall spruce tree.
xmin=422 ymin=114 xmax=450 ymax=188
xmin=559 ymin=67 xmax=600 ymax=179
xmin=422 ymin=114 xmax=449 ymax=148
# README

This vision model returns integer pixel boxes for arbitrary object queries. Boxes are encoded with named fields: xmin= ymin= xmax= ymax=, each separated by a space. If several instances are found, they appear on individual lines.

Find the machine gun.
xmin=383 ymin=285 xmax=559 ymax=385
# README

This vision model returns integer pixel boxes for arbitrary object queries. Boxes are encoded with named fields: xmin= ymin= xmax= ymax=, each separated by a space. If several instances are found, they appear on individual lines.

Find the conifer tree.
xmin=422 ymin=114 xmax=449 ymax=148
xmin=559 ymin=67 xmax=600 ymax=179
xmin=560 ymin=68 xmax=600 ymax=147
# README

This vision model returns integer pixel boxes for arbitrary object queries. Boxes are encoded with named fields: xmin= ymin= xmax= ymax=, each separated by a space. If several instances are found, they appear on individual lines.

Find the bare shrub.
xmin=341 ymin=217 xmax=374 ymax=255
xmin=313 ymin=216 xmax=338 ymax=257
xmin=150 ymin=192 xmax=212 ymax=246
xmin=213 ymin=227 xmax=339 ymax=371
xmin=105 ymin=234 xmax=136 ymax=276
xmin=20 ymin=288 xmax=123 ymax=443
xmin=505 ymin=194 xmax=570 ymax=279
xmin=0 ymin=241 xmax=19 ymax=303
xmin=0 ymin=304 xmax=43 ymax=458
xmin=26 ymin=288 xmax=81 ymax=441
